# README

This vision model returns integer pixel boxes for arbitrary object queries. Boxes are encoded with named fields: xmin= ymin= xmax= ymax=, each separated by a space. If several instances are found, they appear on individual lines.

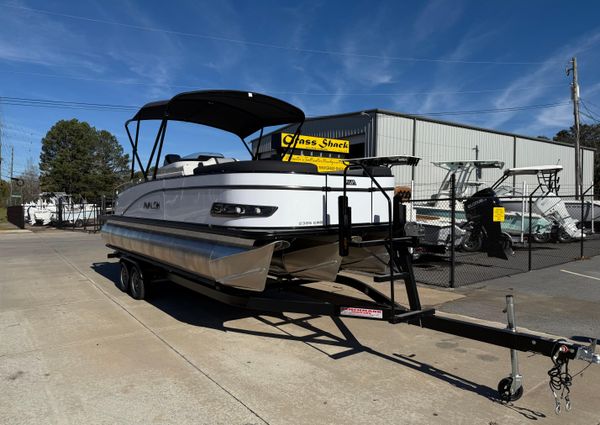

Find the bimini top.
xmin=432 ymin=160 xmax=504 ymax=170
xmin=503 ymin=165 xmax=563 ymax=176
xmin=130 ymin=90 xmax=305 ymax=139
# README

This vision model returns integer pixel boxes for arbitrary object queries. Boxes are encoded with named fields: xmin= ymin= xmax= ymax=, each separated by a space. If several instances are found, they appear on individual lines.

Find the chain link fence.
xmin=409 ymin=183 xmax=599 ymax=287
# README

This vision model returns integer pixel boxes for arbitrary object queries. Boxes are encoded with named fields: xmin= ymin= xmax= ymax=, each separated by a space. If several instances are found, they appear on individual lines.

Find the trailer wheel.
xmin=557 ymin=229 xmax=572 ymax=243
xmin=461 ymin=231 xmax=483 ymax=252
xmin=117 ymin=261 xmax=130 ymax=292
xmin=74 ymin=219 xmax=83 ymax=227
xmin=497 ymin=377 xmax=523 ymax=402
xmin=129 ymin=264 xmax=146 ymax=300
xmin=533 ymin=232 xmax=551 ymax=243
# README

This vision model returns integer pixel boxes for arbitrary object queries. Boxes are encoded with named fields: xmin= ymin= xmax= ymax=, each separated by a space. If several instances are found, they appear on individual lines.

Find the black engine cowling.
xmin=463 ymin=188 xmax=510 ymax=260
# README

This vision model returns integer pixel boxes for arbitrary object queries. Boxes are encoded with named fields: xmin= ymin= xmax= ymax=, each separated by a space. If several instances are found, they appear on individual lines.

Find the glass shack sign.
xmin=273 ymin=132 xmax=350 ymax=172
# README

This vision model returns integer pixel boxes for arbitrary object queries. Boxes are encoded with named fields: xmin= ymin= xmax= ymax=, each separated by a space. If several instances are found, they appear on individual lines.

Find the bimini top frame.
xmin=491 ymin=165 xmax=563 ymax=197
xmin=432 ymin=160 xmax=505 ymax=199
xmin=125 ymin=90 xmax=306 ymax=181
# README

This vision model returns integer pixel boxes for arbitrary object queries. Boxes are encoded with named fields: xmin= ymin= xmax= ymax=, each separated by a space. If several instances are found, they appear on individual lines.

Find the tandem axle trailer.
xmin=106 ymin=157 xmax=599 ymax=412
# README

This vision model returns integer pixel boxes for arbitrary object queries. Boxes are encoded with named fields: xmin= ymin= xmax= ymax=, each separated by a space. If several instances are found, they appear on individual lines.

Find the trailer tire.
xmin=557 ymin=229 xmax=572 ymax=243
xmin=129 ymin=264 xmax=146 ymax=300
xmin=461 ymin=231 xmax=483 ymax=252
xmin=533 ymin=232 xmax=551 ymax=243
xmin=118 ymin=261 xmax=130 ymax=292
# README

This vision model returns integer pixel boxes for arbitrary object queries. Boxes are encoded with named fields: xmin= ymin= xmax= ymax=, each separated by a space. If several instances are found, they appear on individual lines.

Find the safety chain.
xmin=548 ymin=345 xmax=572 ymax=414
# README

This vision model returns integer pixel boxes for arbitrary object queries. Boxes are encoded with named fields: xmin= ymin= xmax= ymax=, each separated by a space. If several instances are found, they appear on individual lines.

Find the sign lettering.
xmin=280 ymin=133 xmax=350 ymax=154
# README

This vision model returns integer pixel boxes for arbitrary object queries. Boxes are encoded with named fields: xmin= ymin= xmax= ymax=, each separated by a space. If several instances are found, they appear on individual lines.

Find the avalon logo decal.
xmin=143 ymin=201 xmax=160 ymax=210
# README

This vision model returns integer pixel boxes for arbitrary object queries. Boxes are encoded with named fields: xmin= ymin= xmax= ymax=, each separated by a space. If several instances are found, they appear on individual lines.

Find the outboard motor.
xmin=463 ymin=188 xmax=511 ymax=260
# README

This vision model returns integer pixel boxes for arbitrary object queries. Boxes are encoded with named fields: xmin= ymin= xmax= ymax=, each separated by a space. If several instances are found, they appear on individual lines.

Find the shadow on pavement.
xmin=91 ymin=261 xmax=545 ymax=419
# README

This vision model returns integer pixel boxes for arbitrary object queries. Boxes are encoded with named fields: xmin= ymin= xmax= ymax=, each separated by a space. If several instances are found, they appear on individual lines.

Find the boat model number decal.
xmin=298 ymin=220 xmax=323 ymax=226
xmin=340 ymin=307 xmax=383 ymax=319
xmin=143 ymin=201 xmax=161 ymax=210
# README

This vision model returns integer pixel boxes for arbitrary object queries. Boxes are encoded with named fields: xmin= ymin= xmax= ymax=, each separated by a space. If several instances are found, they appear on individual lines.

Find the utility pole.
xmin=567 ymin=57 xmax=582 ymax=198
xmin=0 ymin=122 xmax=2 ymax=182
xmin=9 ymin=145 xmax=14 ymax=206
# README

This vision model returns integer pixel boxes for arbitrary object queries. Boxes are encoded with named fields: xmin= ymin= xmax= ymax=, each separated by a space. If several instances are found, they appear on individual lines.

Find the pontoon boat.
xmin=101 ymin=90 xmax=419 ymax=292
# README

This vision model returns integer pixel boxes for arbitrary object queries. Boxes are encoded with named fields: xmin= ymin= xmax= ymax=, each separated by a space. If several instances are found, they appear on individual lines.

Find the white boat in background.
xmin=414 ymin=160 xmax=552 ymax=249
xmin=102 ymin=90 xmax=420 ymax=292
xmin=562 ymin=199 xmax=600 ymax=225
xmin=25 ymin=193 xmax=98 ymax=226
xmin=492 ymin=165 xmax=583 ymax=240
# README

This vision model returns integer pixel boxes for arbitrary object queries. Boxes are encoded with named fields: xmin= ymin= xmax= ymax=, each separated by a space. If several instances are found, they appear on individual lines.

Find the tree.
xmin=0 ymin=179 xmax=9 ymax=208
xmin=553 ymin=123 xmax=600 ymax=192
xmin=15 ymin=159 xmax=40 ymax=203
xmin=40 ymin=119 xmax=129 ymax=200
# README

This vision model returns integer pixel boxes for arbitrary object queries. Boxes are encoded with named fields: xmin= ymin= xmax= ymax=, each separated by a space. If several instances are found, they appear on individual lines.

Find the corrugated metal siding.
xmin=252 ymin=115 xmax=374 ymax=156
xmin=515 ymin=139 xmax=579 ymax=194
xmin=583 ymin=149 xmax=595 ymax=189
xmin=375 ymin=113 xmax=414 ymax=188
xmin=250 ymin=110 xmax=596 ymax=199
xmin=411 ymin=120 xmax=513 ymax=199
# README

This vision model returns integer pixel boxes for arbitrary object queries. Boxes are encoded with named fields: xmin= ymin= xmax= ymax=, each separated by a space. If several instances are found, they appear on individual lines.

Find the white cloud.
xmin=413 ymin=0 xmax=463 ymax=43
xmin=0 ymin=3 xmax=103 ymax=72
xmin=481 ymin=30 xmax=600 ymax=130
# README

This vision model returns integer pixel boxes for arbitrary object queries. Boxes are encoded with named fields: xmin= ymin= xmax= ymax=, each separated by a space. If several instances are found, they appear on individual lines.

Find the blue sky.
xmin=1 ymin=0 xmax=600 ymax=177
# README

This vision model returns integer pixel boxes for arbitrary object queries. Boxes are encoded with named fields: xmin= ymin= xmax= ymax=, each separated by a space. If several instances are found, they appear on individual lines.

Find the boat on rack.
xmin=413 ymin=161 xmax=552 ymax=248
xmin=101 ymin=90 xmax=419 ymax=292
xmin=492 ymin=165 xmax=583 ymax=240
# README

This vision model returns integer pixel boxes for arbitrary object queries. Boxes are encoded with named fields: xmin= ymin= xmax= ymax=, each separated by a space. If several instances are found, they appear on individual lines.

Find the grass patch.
xmin=0 ymin=207 xmax=6 ymax=223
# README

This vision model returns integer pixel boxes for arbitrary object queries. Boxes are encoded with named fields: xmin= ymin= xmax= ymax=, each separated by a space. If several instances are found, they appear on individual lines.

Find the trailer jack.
xmin=497 ymin=295 xmax=524 ymax=403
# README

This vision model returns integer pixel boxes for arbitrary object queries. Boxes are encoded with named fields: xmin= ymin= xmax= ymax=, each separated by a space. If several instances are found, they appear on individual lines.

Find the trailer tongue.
xmin=109 ymin=156 xmax=599 ymax=412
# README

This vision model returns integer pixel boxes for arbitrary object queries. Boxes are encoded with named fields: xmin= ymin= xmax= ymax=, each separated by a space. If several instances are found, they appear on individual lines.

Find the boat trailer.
xmin=108 ymin=156 xmax=599 ymax=412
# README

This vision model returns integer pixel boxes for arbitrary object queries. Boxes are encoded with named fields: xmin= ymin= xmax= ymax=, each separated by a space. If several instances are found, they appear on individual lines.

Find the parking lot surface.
xmin=1 ymin=230 xmax=599 ymax=424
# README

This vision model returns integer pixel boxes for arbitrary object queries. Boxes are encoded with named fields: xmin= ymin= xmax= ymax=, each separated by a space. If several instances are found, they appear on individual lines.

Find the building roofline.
xmin=299 ymin=108 xmax=596 ymax=151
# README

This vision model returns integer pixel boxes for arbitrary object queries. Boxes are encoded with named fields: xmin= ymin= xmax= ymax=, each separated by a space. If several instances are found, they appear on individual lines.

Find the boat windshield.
xmin=182 ymin=152 xmax=224 ymax=160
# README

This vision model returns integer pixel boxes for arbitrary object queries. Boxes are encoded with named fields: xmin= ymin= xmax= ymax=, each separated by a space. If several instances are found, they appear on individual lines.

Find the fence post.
xmin=528 ymin=195 xmax=533 ymax=271
xmin=580 ymin=193 xmax=585 ymax=259
xmin=58 ymin=198 xmax=63 ymax=228
xmin=449 ymin=173 xmax=456 ymax=288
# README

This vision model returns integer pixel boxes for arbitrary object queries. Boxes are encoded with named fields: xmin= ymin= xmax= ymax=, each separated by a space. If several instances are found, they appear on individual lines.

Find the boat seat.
xmin=193 ymin=160 xmax=318 ymax=175
xmin=164 ymin=154 xmax=182 ymax=165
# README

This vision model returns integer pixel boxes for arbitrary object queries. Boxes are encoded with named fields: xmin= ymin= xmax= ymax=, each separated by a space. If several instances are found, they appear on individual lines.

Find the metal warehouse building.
xmin=253 ymin=110 xmax=595 ymax=199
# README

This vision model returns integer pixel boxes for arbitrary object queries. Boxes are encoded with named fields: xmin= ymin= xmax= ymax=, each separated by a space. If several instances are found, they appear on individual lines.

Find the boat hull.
xmin=104 ymin=169 xmax=397 ymax=291
xmin=102 ymin=220 xmax=279 ymax=292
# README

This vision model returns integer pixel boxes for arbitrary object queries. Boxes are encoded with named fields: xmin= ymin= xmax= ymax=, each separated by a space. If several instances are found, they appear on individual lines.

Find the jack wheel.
xmin=129 ymin=264 xmax=146 ymax=300
xmin=497 ymin=377 xmax=523 ymax=402
xmin=118 ymin=261 xmax=130 ymax=292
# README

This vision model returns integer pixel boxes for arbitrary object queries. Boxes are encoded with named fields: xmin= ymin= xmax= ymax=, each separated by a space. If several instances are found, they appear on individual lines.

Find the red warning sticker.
xmin=340 ymin=307 xmax=383 ymax=319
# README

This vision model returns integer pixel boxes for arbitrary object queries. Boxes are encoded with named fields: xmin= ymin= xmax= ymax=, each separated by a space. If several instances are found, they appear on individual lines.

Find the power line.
xmin=0 ymin=95 xmax=571 ymax=117
xmin=582 ymin=98 xmax=600 ymax=111
xmin=0 ymin=70 xmax=568 ymax=97
xmin=413 ymin=101 xmax=570 ymax=117
xmin=580 ymin=99 xmax=600 ymax=121
xmin=0 ymin=96 xmax=137 ymax=112
xmin=3 ymin=2 xmax=565 ymax=66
